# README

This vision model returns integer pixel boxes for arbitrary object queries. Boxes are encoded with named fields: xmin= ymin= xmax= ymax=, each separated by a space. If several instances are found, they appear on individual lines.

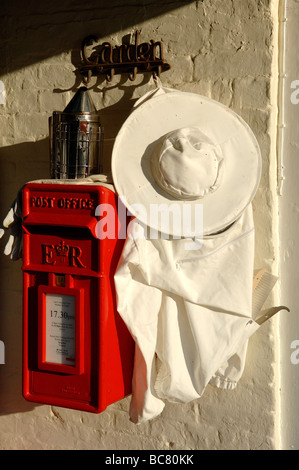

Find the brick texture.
xmin=0 ymin=0 xmax=278 ymax=450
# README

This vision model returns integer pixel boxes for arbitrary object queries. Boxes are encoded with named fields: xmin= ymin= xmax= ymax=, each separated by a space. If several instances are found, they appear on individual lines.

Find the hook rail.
xmin=79 ymin=31 xmax=171 ymax=84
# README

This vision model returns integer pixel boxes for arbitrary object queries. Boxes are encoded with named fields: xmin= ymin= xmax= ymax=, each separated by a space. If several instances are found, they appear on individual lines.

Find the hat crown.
xmin=151 ymin=128 xmax=223 ymax=200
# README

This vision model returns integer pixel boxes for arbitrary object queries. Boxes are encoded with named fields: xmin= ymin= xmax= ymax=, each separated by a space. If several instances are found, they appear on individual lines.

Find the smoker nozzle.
xmin=63 ymin=86 xmax=97 ymax=114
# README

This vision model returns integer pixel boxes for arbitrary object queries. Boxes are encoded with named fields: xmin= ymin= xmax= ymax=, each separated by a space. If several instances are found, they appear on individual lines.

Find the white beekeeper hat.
xmin=112 ymin=87 xmax=262 ymax=237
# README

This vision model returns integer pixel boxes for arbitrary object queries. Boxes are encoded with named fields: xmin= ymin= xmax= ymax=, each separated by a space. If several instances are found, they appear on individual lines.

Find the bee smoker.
xmin=49 ymin=87 xmax=103 ymax=179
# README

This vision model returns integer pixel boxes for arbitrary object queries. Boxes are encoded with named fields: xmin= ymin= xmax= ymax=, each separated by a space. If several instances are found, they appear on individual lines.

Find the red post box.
xmin=22 ymin=182 xmax=134 ymax=413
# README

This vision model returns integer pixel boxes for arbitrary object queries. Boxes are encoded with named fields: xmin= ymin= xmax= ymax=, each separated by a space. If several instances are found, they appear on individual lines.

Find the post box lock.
xmin=22 ymin=182 xmax=134 ymax=413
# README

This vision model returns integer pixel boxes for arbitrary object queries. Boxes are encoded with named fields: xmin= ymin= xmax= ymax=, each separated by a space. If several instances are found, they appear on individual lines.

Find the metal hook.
xmin=83 ymin=69 xmax=92 ymax=85
xmin=106 ymin=68 xmax=115 ymax=82
xmin=129 ymin=66 xmax=138 ymax=81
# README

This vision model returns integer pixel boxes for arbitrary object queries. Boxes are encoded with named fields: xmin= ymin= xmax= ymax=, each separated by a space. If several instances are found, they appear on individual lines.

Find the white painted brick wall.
xmin=0 ymin=0 xmax=279 ymax=450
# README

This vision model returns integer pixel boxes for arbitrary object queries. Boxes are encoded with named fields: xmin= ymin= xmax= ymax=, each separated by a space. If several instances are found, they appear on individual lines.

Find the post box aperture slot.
xmin=38 ymin=285 xmax=84 ymax=375
xmin=54 ymin=274 xmax=66 ymax=287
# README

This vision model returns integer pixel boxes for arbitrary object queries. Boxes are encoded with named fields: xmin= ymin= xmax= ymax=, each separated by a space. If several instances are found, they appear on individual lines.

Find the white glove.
xmin=0 ymin=190 xmax=23 ymax=260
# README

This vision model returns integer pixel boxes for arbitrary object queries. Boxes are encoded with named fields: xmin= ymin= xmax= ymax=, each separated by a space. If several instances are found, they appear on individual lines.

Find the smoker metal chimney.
xmin=49 ymin=87 xmax=103 ymax=179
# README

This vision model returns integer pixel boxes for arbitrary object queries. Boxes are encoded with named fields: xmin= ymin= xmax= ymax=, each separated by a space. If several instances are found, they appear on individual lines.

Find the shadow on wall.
xmin=1 ymin=0 xmax=195 ymax=76
xmin=0 ymin=0 xmax=195 ymax=416
xmin=0 ymin=140 xmax=50 ymax=415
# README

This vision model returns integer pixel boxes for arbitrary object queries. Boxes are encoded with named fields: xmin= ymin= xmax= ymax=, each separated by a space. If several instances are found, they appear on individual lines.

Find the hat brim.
xmin=111 ymin=90 xmax=261 ymax=237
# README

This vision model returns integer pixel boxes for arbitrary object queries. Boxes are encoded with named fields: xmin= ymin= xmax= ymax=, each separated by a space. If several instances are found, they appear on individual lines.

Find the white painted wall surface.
xmin=0 ymin=0 xmax=280 ymax=450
